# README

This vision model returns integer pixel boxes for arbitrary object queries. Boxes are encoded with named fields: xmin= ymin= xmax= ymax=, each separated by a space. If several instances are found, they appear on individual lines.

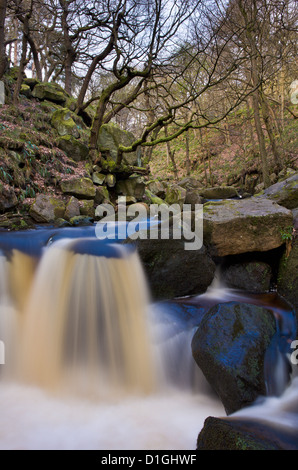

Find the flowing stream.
xmin=0 ymin=226 xmax=297 ymax=450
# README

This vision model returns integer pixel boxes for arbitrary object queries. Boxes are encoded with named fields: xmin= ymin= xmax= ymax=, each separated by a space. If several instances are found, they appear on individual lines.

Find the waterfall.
xmin=3 ymin=240 xmax=156 ymax=397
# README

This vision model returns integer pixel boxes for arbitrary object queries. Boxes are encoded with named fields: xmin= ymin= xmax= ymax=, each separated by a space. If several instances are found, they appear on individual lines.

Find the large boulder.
xmin=127 ymin=237 xmax=216 ymax=300
xmin=61 ymin=177 xmax=96 ymax=199
xmin=259 ymin=173 xmax=298 ymax=210
xmin=200 ymin=186 xmax=239 ymax=200
xmin=32 ymin=82 xmax=68 ymax=105
xmin=97 ymin=123 xmax=141 ymax=166
xmin=51 ymin=108 xmax=80 ymax=138
xmin=191 ymin=302 xmax=276 ymax=415
xmin=196 ymin=416 xmax=298 ymax=450
xmin=58 ymin=135 xmax=89 ymax=162
xmin=203 ymin=197 xmax=293 ymax=257
xmin=29 ymin=194 xmax=65 ymax=223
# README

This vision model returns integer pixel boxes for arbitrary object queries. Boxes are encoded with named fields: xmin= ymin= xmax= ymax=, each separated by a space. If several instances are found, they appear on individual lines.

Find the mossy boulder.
xmin=79 ymin=199 xmax=95 ymax=218
xmin=116 ymin=175 xmax=145 ymax=200
xmin=199 ymin=186 xmax=239 ymax=200
xmin=58 ymin=135 xmax=89 ymax=162
xmin=145 ymin=189 xmax=165 ymax=205
xmin=92 ymin=172 xmax=106 ymax=185
xmin=32 ymin=82 xmax=68 ymax=105
xmin=165 ymin=184 xmax=187 ymax=208
xmin=23 ymin=77 xmax=40 ymax=90
xmin=191 ymin=302 xmax=276 ymax=415
xmin=203 ymin=197 xmax=293 ymax=256
xmin=97 ymin=122 xmax=142 ymax=166
xmin=260 ymin=173 xmax=298 ymax=209
xmin=20 ymin=84 xmax=31 ymax=98
xmin=94 ymin=186 xmax=110 ymax=205
xmin=29 ymin=194 xmax=65 ymax=223
xmin=146 ymin=180 xmax=166 ymax=198
xmin=51 ymin=108 xmax=80 ymax=138
xmin=61 ymin=177 xmax=96 ymax=199
xmin=64 ymin=196 xmax=80 ymax=221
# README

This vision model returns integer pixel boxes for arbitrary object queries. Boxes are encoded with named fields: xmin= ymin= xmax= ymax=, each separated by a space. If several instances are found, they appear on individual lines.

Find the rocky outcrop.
xmin=203 ymin=197 xmax=293 ymax=256
xmin=29 ymin=194 xmax=65 ymax=223
xmin=259 ymin=173 xmax=298 ymax=209
xmin=191 ymin=302 xmax=276 ymax=415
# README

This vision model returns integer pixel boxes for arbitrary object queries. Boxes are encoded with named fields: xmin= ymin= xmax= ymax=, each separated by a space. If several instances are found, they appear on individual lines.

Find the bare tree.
xmin=0 ymin=0 xmax=7 ymax=78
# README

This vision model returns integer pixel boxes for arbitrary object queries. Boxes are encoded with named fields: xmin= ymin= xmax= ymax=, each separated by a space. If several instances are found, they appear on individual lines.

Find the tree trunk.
xmin=260 ymin=89 xmax=282 ymax=171
xmin=0 ymin=0 xmax=7 ymax=79
xmin=13 ymin=15 xmax=29 ymax=105
xmin=165 ymin=126 xmax=178 ymax=180
xmin=252 ymin=90 xmax=270 ymax=187
xmin=185 ymin=129 xmax=191 ymax=176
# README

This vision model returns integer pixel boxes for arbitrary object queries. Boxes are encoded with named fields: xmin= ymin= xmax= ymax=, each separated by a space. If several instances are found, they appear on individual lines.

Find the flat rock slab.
xmin=203 ymin=197 xmax=293 ymax=256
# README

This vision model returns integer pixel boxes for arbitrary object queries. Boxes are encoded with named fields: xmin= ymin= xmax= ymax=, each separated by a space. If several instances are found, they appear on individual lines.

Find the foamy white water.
xmin=0 ymin=383 xmax=224 ymax=450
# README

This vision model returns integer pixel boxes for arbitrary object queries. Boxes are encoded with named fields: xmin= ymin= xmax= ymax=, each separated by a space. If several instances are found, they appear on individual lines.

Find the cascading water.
xmin=0 ymin=228 xmax=224 ymax=449
xmin=0 ymin=227 xmax=297 ymax=449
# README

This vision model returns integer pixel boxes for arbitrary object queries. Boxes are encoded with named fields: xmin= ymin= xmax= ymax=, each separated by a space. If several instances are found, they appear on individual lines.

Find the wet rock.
xmin=222 ymin=261 xmax=272 ymax=293
xmin=191 ymin=302 xmax=276 ymax=415
xmin=277 ymin=237 xmax=298 ymax=317
xmin=127 ymin=236 xmax=216 ymax=300
xmin=196 ymin=416 xmax=298 ymax=450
